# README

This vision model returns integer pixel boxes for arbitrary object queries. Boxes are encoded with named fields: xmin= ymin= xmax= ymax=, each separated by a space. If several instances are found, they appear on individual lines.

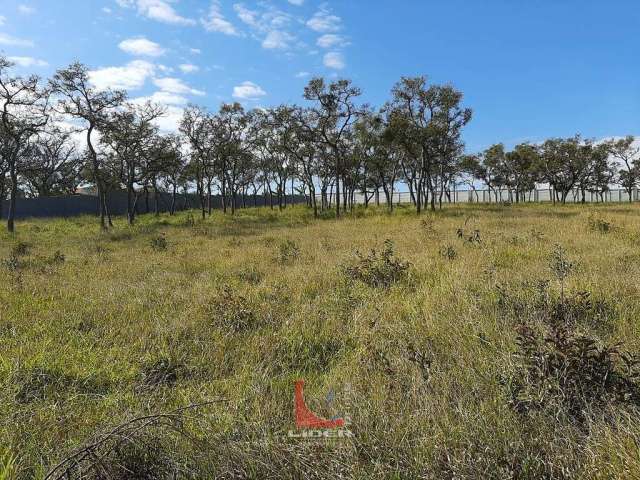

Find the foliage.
xmin=510 ymin=320 xmax=640 ymax=424
xmin=588 ymin=215 xmax=614 ymax=234
xmin=342 ymin=239 xmax=411 ymax=288
xmin=276 ymin=239 xmax=300 ymax=264
xmin=209 ymin=286 xmax=259 ymax=333
xmin=151 ymin=234 xmax=169 ymax=252
xmin=439 ymin=244 xmax=457 ymax=260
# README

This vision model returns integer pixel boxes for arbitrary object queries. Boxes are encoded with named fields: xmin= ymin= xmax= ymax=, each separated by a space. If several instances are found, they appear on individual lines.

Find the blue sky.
xmin=0 ymin=0 xmax=638 ymax=151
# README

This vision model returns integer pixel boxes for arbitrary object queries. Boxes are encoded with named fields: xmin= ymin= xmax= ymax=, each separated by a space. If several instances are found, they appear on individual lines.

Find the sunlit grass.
xmin=1 ymin=202 xmax=640 ymax=478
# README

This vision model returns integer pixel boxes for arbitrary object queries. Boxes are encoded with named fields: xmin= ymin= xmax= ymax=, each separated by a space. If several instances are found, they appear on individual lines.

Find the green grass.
xmin=1 ymin=203 xmax=640 ymax=479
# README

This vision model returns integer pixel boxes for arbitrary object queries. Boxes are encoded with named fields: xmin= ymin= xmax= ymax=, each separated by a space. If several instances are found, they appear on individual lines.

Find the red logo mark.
xmin=294 ymin=379 xmax=345 ymax=430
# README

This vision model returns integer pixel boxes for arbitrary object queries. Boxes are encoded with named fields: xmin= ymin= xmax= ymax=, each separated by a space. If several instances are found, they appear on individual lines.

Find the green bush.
xmin=342 ymin=239 xmax=411 ymax=288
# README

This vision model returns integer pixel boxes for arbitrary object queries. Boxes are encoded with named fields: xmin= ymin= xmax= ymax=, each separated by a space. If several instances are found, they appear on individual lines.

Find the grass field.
xmin=1 ymin=203 xmax=640 ymax=479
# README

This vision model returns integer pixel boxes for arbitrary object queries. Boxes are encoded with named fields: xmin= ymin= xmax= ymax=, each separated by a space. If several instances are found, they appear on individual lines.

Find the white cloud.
xmin=190 ymin=48 xmax=202 ymax=54
xmin=88 ymin=60 xmax=155 ymax=91
xmin=0 ymin=32 xmax=34 ymax=47
xmin=117 ymin=0 xmax=195 ymax=26
xmin=154 ymin=77 xmax=205 ymax=96
xmin=307 ymin=6 xmax=341 ymax=32
xmin=233 ymin=3 xmax=297 ymax=50
xmin=262 ymin=30 xmax=293 ymax=49
xmin=7 ymin=56 xmax=48 ymax=67
xmin=295 ymin=71 xmax=310 ymax=78
xmin=323 ymin=51 xmax=345 ymax=70
xmin=102 ymin=7 xmax=112 ymax=14
xmin=131 ymin=95 xmax=184 ymax=132
xmin=234 ymin=3 xmax=259 ymax=28
xmin=0 ymin=15 xmax=6 ymax=26
xmin=179 ymin=63 xmax=199 ymax=73
xmin=18 ymin=4 xmax=35 ymax=14
xmin=119 ymin=37 xmax=166 ymax=57
xmin=232 ymin=81 xmax=266 ymax=100
xmin=317 ymin=33 xmax=348 ymax=49
xmin=288 ymin=0 xmax=304 ymax=5
xmin=202 ymin=1 xmax=240 ymax=35
xmin=133 ymin=90 xmax=188 ymax=106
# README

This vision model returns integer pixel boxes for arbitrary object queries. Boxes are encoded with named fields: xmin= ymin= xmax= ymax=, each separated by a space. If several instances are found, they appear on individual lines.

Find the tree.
xmin=354 ymin=110 xmax=402 ymax=210
xmin=504 ymin=143 xmax=539 ymax=202
xmin=539 ymin=136 xmax=589 ymax=204
xmin=0 ymin=56 xmax=50 ymax=232
xmin=388 ymin=76 xmax=471 ymax=212
xmin=50 ymin=62 xmax=125 ymax=229
xmin=212 ymin=103 xmax=254 ymax=215
xmin=304 ymin=78 xmax=363 ymax=218
xmin=21 ymin=127 xmax=81 ymax=197
xmin=101 ymin=102 xmax=164 ymax=224
xmin=156 ymin=134 xmax=186 ymax=215
xmin=180 ymin=105 xmax=214 ymax=219
xmin=609 ymin=136 xmax=639 ymax=202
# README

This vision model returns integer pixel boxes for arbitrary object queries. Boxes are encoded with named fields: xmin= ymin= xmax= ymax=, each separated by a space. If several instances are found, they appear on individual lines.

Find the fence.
xmin=0 ymin=191 xmax=307 ymax=220
xmin=327 ymin=188 xmax=640 ymax=206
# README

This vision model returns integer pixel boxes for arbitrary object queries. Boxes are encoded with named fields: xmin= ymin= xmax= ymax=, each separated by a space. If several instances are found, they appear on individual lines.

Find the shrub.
xmin=2 ymin=256 xmax=21 ymax=272
xmin=439 ymin=244 xmax=457 ymax=260
xmin=276 ymin=239 xmax=300 ymax=264
xmin=588 ymin=215 xmax=613 ymax=234
xmin=51 ymin=250 xmax=66 ymax=264
xmin=137 ymin=357 xmax=183 ymax=390
xmin=236 ymin=265 xmax=264 ymax=285
xmin=497 ymin=280 xmax=616 ymax=334
xmin=11 ymin=242 xmax=30 ymax=257
xmin=151 ymin=234 xmax=168 ymax=252
xmin=549 ymin=244 xmax=574 ymax=301
xmin=342 ymin=239 xmax=411 ymax=288
xmin=420 ymin=217 xmax=437 ymax=235
xmin=209 ymin=286 xmax=258 ymax=333
xmin=509 ymin=320 xmax=640 ymax=423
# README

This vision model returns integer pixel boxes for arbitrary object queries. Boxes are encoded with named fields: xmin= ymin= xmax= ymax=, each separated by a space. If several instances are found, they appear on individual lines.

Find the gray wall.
xmin=0 ymin=191 xmax=307 ymax=220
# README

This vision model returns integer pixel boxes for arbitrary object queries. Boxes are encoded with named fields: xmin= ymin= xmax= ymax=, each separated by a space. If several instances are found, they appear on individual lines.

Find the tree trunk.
xmin=7 ymin=163 xmax=18 ymax=233
xmin=87 ymin=126 xmax=107 ymax=230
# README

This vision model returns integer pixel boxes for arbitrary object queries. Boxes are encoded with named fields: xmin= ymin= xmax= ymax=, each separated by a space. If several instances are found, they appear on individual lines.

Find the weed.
xmin=51 ymin=250 xmax=65 ymax=264
xmin=549 ymin=244 xmax=574 ymax=302
xmin=151 ymin=234 xmax=168 ymax=251
xmin=439 ymin=244 xmax=457 ymax=260
xmin=407 ymin=344 xmax=433 ymax=382
xmin=456 ymin=217 xmax=481 ymax=244
xmin=2 ymin=256 xmax=21 ymax=272
xmin=509 ymin=320 xmax=640 ymax=423
xmin=11 ymin=242 xmax=30 ymax=257
xmin=342 ymin=239 xmax=411 ymax=288
xmin=420 ymin=217 xmax=437 ymax=235
xmin=530 ymin=229 xmax=545 ymax=241
xmin=277 ymin=239 xmax=300 ymax=264
xmin=137 ymin=357 xmax=183 ymax=390
xmin=209 ymin=286 xmax=259 ymax=333
xmin=236 ymin=265 xmax=264 ymax=285
xmin=588 ymin=215 xmax=614 ymax=234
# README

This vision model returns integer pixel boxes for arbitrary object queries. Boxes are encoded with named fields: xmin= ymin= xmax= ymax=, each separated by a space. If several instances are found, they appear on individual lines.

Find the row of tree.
xmin=464 ymin=136 xmax=639 ymax=205
xmin=1 ymin=55 xmax=639 ymax=232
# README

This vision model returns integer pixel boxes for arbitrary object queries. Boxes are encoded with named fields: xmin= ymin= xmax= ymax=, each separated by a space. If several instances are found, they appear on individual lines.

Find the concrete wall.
xmin=0 ymin=191 xmax=307 ymax=220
